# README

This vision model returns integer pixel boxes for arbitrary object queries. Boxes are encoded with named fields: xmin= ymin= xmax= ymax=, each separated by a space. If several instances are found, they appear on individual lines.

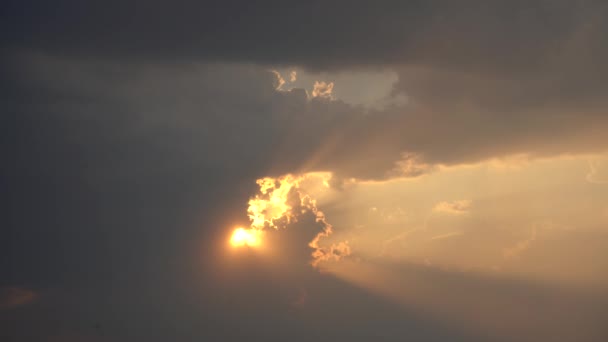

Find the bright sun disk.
xmin=230 ymin=227 xmax=262 ymax=248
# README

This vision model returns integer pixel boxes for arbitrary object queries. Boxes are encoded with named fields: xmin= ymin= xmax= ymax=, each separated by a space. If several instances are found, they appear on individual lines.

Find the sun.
xmin=230 ymin=227 xmax=263 ymax=248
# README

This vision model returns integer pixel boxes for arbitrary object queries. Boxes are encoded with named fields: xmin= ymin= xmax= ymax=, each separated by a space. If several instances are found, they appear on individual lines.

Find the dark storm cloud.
xmin=1 ymin=1 xmax=603 ymax=70
xmin=4 ymin=49 xmax=608 ymax=182
xmin=3 ymin=0 xmax=608 ymax=179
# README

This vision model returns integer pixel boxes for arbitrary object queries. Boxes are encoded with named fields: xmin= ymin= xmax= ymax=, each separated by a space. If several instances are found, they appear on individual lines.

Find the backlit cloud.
xmin=311 ymin=81 xmax=334 ymax=98
xmin=235 ymin=173 xmax=350 ymax=267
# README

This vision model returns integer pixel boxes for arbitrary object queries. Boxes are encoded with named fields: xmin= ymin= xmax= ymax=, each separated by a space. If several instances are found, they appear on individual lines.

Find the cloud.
xmin=271 ymin=69 xmax=286 ymax=90
xmin=430 ymin=231 xmax=464 ymax=241
xmin=502 ymin=221 xmax=576 ymax=261
xmin=587 ymin=158 xmax=608 ymax=184
xmin=433 ymin=200 xmax=472 ymax=215
xmin=4 ymin=1 xmax=606 ymax=72
xmin=5 ymin=44 xmax=608 ymax=183
xmin=239 ymin=173 xmax=351 ymax=267
xmin=503 ymin=227 xmax=538 ymax=260
xmin=311 ymin=81 xmax=334 ymax=98
xmin=0 ymin=287 xmax=38 ymax=310
xmin=4 ymin=3 xmax=608 ymax=176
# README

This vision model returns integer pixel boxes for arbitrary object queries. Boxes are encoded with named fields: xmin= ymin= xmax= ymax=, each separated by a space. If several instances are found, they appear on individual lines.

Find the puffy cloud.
xmin=311 ymin=81 xmax=334 ymax=98
xmin=235 ymin=173 xmax=350 ymax=267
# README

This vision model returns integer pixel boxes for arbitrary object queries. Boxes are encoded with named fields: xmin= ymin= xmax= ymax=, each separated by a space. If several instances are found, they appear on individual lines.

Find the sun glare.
xmin=230 ymin=227 xmax=262 ymax=248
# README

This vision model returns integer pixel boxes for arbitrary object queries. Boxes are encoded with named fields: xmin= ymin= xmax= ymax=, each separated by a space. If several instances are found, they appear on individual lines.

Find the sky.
xmin=2 ymin=1 xmax=608 ymax=341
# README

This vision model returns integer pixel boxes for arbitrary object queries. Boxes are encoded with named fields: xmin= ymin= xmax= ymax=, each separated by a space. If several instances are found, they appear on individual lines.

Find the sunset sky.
xmin=2 ymin=1 xmax=608 ymax=341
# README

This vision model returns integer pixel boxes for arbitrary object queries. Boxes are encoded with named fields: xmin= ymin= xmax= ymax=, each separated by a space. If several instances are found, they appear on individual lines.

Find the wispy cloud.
xmin=0 ymin=286 xmax=38 ymax=310
xmin=586 ymin=159 xmax=608 ymax=184
xmin=430 ymin=231 xmax=464 ymax=241
xmin=432 ymin=200 xmax=472 ymax=216
xmin=503 ymin=228 xmax=537 ymax=260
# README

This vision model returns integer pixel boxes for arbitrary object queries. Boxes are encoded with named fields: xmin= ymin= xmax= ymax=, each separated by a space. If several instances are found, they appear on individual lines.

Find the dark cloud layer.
xmin=3 ymin=1 xmax=605 ymax=71
xmin=3 ymin=48 xmax=608 ymax=182
xmin=3 ymin=1 xmax=608 ymax=179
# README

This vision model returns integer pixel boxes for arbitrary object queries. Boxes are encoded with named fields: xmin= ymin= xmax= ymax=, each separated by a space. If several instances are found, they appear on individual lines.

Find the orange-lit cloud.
xmin=432 ymin=200 xmax=472 ymax=215
xmin=311 ymin=81 xmax=334 ymax=98
xmin=307 ymin=204 xmax=352 ymax=267
xmin=308 ymin=154 xmax=608 ymax=290
xmin=235 ymin=173 xmax=350 ymax=267
xmin=247 ymin=175 xmax=300 ymax=230
xmin=270 ymin=69 xmax=286 ymax=90
xmin=388 ymin=153 xmax=433 ymax=178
